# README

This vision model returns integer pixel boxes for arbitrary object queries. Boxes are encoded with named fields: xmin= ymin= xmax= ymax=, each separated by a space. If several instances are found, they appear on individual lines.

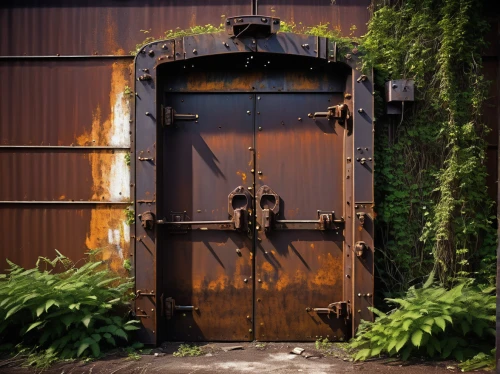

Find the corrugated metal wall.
xmin=0 ymin=0 xmax=372 ymax=271
xmin=0 ymin=1 xmax=497 ymax=272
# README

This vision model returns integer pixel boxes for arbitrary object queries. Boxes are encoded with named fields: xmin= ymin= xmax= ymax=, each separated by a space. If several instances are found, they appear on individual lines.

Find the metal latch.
xmin=163 ymin=297 xmax=196 ymax=320
xmin=162 ymin=105 xmax=199 ymax=127
xmin=157 ymin=186 xmax=252 ymax=232
xmin=225 ymin=15 xmax=280 ymax=38
xmin=138 ymin=211 xmax=155 ymax=230
xmin=308 ymin=301 xmax=350 ymax=319
xmin=308 ymin=104 xmax=350 ymax=124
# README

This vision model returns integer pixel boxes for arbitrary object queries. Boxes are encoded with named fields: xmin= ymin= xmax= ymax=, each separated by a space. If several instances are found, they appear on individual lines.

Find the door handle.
xmin=308 ymin=104 xmax=350 ymax=124
xmin=158 ymin=186 xmax=252 ymax=232
xmin=256 ymin=185 xmax=344 ymax=232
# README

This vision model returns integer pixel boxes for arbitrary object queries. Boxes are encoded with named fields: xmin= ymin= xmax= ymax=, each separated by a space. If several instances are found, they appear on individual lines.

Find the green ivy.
xmin=361 ymin=0 xmax=496 ymax=289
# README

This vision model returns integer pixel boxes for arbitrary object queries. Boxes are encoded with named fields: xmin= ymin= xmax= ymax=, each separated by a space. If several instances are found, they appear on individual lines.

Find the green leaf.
xmin=45 ymin=299 xmax=58 ymax=312
xmin=411 ymin=329 xmax=423 ymax=348
xmin=25 ymin=321 xmax=44 ymax=333
xmin=354 ymin=348 xmax=371 ymax=361
xmin=77 ymin=342 xmax=90 ymax=357
xmin=82 ymin=315 xmax=92 ymax=328
xmin=395 ymin=333 xmax=409 ymax=352
xmin=90 ymin=342 xmax=100 ymax=358
xmin=434 ymin=316 xmax=446 ymax=331
xmin=112 ymin=328 xmax=128 ymax=341
xmin=402 ymin=319 xmax=413 ymax=331
xmin=5 ymin=305 xmax=22 ymax=319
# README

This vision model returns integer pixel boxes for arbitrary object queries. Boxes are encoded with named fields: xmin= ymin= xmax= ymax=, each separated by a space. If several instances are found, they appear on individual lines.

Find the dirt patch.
xmin=0 ymin=342 xmax=490 ymax=374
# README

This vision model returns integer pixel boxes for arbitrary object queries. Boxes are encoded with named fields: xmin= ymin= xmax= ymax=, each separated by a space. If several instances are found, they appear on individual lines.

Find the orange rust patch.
xmin=85 ymin=206 xmax=129 ymax=275
xmin=80 ymin=61 xmax=131 ymax=273
xmin=187 ymin=72 xmax=264 ymax=91
xmin=310 ymin=252 xmax=342 ymax=287
xmin=285 ymin=72 xmax=321 ymax=90
xmin=207 ymin=272 xmax=229 ymax=291
xmin=310 ymin=243 xmax=315 ymax=249
xmin=276 ymin=272 xmax=290 ymax=291
xmin=59 ymin=195 xmax=66 ymax=200
xmin=105 ymin=12 xmax=125 ymax=55
xmin=236 ymin=171 xmax=247 ymax=183
xmin=261 ymin=262 xmax=274 ymax=273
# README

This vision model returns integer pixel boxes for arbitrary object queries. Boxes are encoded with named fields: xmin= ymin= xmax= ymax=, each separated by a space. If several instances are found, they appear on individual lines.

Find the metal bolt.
xmin=368 ymin=158 xmax=372 ymax=161
xmin=261 ymin=17 xmax=268 ymax=23
xmin=357 ymin=310 xmax=361 ymax=313
xmin=345 ymin=93 xmax=352 ymax=99
xmin=258 ymin=127 xmax=262 ymax=131
xmin=247 ymin=315 xmax=251 ymax=319
xmin=145 ymin=112 xmax=150 ymax=116
xmin=392 ymin=84 xmax=398 ymax=89
xmin=251 ymin=169 xmax=255 ymax=173
xmin=256 ymin=225 xmax=260 ymax=230
xmin=249 ymin=329 xmax=253 ymax=333
xmin=247 ymin=110 xmax=251 ymax=114
xmin=222 ymin=42 xmax=229 ymax=47
xmin=258 ymin=279 xmax=262 ymax=283
xmin=192 ymin=49 xmax=197 ymax=54
xmin=151 ymin=309 xmax=154 ymax=312
xmin=248 ymin=147 xmax=254 ymax=151
xmin=148 ymin=50 xmax=154 ymax=56
xmin=195 ymin=307 xmax=199 ymax=311
xmin=257 ymin=171 xmax=262 ymax=175
xmin=358 ymin=293 xmax=361 ymax=297
xmin=301 ymin=44 xmax=309 ymax=48
xmin=248 ymin=186 xmax=253 ymax=190
xmin=236 ymin=248 xmax=242 ymax=255
xmin=244 ymin=278 xmax=248 ymax=283
xmin=346 ymin=274 xmax=350 ymax=278
xmin=162 ymin=44 xmax=168 ymax=49
xmin=358 ymin=108 xmax=364 ymax=113
xmin=360 ymin=158 xmax=366 ymax=164
xmin=257 ymin=237 xmax=262 ymax=242
xmin=257 ymin=299 xmax=261 ymax=302
xmin=367 ymin=293 xmax=372 ymax=297
xmin=298 ymin=117 xmax=302 ymax=121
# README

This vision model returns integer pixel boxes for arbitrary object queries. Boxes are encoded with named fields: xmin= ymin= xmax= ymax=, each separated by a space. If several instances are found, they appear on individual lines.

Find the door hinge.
xmin=161 ymin=105 xmax=199 ymax=127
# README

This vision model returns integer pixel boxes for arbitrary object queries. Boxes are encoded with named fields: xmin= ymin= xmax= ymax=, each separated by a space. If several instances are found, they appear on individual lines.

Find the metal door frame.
xmin=133 ymin=17 xmax=374 ymax=345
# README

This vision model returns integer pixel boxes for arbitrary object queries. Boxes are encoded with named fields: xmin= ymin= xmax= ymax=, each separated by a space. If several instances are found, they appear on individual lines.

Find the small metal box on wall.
xmin=385 ymin=79 xmax=415 ymax=114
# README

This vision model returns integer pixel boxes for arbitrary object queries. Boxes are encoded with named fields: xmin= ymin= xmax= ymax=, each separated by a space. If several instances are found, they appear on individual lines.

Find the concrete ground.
xmin=0 ymin=342 xmax=490 ymax=374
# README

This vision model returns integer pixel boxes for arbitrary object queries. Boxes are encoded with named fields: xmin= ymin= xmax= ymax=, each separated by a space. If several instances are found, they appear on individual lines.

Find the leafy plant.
xmin=315 ymin=338 xmax=333 ymax=351
xmin=124 ymin=207 xmax=135 ymax=225
xmin=172 ymin=344 xmax=204 ymax=357
xmin=124 ymin=86 xmax=133 ymax=96
xmin=350 ymin=279 xmax=495 ymax=367
xmin=0 ymin=251 xmax=139 ymax=369
xmin=124 ymin=152 xmax=131 ymax=166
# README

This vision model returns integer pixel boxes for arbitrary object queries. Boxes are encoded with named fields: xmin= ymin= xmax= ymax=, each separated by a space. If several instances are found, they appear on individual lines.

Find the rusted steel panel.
xmin=0 ymin=206 xmax=130 ymax=274
xmin=0 ymin=0 xmax=251 ymax=56
xmin=254 ymin=93 xmax=348 ymax=341
xmin=161 ymin=93 xmax=254 ymax=341
xmin=0 ymin=150 xmax=129 ymax=202
xmin=258 ymin=0 xmax=370 ymax=37
xmin=0 ymin=59 xmax=131 ymax=146
xmin=161 ymin=57 xmax=345 ymax=92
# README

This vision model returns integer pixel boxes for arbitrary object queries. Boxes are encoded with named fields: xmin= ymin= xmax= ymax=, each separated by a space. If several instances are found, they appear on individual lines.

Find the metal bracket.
xmin=138 ymin=211 xmax=155 ymax=230
xmin=309 ymin=301 xmax=350 ymax=319
xmin=225 ymin=15 xmax=280 ymax=38
xmin=274 ymin=210 xmax=344 ymax=231
xmin=308 ymin=104 xmax=350 ymax=124
xmin=161 ymin=105 xmax=199 ymax=127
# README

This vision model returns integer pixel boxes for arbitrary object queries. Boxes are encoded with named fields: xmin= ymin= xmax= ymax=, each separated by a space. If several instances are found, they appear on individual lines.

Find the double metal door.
xmin=161 ymin=92 xmax=347 ymax=341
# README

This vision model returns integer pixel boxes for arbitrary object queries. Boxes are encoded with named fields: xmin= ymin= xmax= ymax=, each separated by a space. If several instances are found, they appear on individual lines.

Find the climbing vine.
xmin=361 ymin=0 xmax=496 ymax=290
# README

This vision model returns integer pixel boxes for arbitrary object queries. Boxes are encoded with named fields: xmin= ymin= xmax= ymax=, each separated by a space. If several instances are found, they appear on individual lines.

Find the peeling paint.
xmin=78 ymin=61 xmax=132 ymax=272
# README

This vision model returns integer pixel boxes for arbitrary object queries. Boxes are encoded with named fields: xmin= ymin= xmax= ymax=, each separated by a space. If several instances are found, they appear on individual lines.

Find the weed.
xmin=124 ymin=86 xmax=133 ymax=95
xmin=124 ymin=207 xmax=135 ymax=225
xmin=124 ymin=153 xmax=131 ymax=166
xmin=173 ymin=344 xmax=204 ymax=357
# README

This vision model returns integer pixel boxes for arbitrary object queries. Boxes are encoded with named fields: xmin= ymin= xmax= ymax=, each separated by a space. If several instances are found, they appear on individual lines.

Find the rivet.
xmin=357 ymin=310 xmax=361 ymax=313
xmin=257 ymin=171 xmax=262 ymax=175
xmin=244 ymin=278 xmax=248 ymax=283
xmin=247 ymin=315 xmax=251 ymax=319
xmin=256 ymin=225 xmax=260 ymax=230
xmin=346 ymin=274 xmax=350 ymax=278
xmin=258 ymin=127 xmax=262 ymax=131
xmin=357 ymin=293 xmax=361 ymax=297
xmin=249 ymin=329 xmax=253 ymax=333
xmin=368 ymin=158 xmax=372 ymax=161
xmin=367 ymin=293 xmax=372 ymax=297
xmin=248 ymin=186 xmax=253 ymax=190
xmin=151 ymin=309 xmax=154 ymax=312
xmin=345 ymin=93 xmax=352 ymax=99
xmin=257 ymin=299 xmax=261 ymax=302
xmin=162 ymin=44 xmax=168 ymax=49
xmin=223 ymin=42 xmax=229 ymax=47
xmin=148 ymin=50 xmax=154 ymax=57
xmin=251 ymin=169 xmax=255 ymax=173
xmin=261 ymin=17 xmax=267 ymax=23
xmin=248 ymin=147 xmax=254 ymax=151
xmin=301 ymin=44 xmax=309 ymax=48
xmin=247 ymin=110 xmax=251 ymax=114
xmin=258 ymin=279 xmax=262 ymax=283
xmin=358 ymin=108 xmax=364 ymax=113
xmin=192 ymin=49 xmax=197 ymax=54
xmin=145 ymin=112 xmax=150 ymax=116
xmin=195 ymin=307 xmax=199 ymax=311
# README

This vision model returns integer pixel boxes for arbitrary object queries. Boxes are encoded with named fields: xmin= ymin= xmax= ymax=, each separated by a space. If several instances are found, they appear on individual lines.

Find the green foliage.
xmin=315 ymin=338 xmax=333 ymax=351
xmin=123 ymin=86 xmax=133 ymax=96
xmin=0 ymin=251 xmax=139 ymax=369
xmin=124 ymin=152 xmax=131 ymax=166
xmin=172 ymin=344 xmax=204 ymax=357
xmin=458 ymin=349 xmax=496 ymax=372
xmin=130 ymin=23 xmax=225 ymax=55
xmin=362 ymin=0 xmax=496 ymax=290
xmin=124 ymin=206 xmax=135 ymax=225
xmin=123 ymin=259 xmax=132 ymax=272
xmin=350 ymin=280 xmax=495 ymax=368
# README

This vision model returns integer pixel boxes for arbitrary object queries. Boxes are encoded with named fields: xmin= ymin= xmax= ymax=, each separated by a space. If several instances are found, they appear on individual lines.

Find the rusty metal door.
xmin=162 ymin=93 xmax=255 ymax=341
xmin=253 ymin=93 xmax=347 ymax=341
xmin=161 ymin=92 xmax=348 ymax=341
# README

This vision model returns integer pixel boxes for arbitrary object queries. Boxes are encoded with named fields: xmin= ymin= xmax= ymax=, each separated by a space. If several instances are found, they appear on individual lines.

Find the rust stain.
xmin=236 ymin=171 xmax=247 ymax=183
xmin=187 ymin=72 xmax=264 ymax=91
xmin=286 ymin=72 xmax=321 ymax=90
xmin=310 ymin=252 xmax=341 ymax=287
xmin=79 ymin=61 xmax=131 ymax=273
xmin=85 ymin=206 xmax=129 ymax=274
xmin=207 ymin=271 xmax=229 ymax=291
xmin=59 ymin=195 xmax=66 ymax=200
xmin=310 ymin=243 xmax=315 ymax=249
xmin=105 ymin=12 xmax=125 ymax=55
xmin=261 ymin=262 xmax=274 ymax=273
xmin=276 ymin=272 xmax=290 ymax=291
